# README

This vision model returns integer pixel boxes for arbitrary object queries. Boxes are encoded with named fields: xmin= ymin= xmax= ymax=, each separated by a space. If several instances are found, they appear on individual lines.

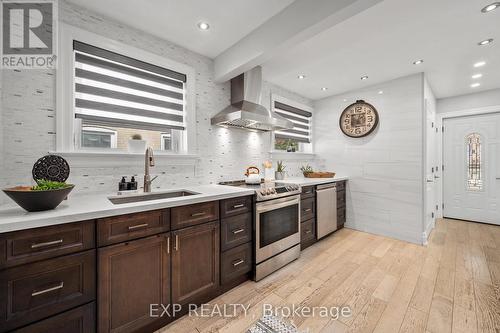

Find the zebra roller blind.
xmin=73 ymin=41 xmax=186 ymax=132
xmin=274 ymin=101 xmax=312 ymax=143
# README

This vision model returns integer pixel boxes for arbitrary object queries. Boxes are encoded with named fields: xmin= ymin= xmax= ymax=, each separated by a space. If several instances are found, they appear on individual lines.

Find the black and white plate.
xmin=32 ymin=155 xmax=70 ymax=182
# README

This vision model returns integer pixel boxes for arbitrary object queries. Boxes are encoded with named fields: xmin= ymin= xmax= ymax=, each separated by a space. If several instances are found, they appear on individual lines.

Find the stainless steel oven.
xmin=254 ymin=194 xmax=301 ymax=280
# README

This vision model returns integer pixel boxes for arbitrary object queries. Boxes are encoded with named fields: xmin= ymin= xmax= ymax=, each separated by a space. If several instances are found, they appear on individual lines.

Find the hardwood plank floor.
xmin=159 ymin=218 xmax=500 ymax=333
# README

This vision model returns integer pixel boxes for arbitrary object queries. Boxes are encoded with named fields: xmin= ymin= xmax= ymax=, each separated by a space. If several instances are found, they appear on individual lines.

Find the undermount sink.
xmin=108 ymin=190 xmax=199 ymax=205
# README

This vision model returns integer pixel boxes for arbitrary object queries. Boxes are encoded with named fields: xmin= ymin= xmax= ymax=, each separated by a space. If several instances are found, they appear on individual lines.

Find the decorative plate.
xmin=32 ymin=155 xmax=70 ymax=182
xmin=339 ymin=100 xmax=379 ymax=138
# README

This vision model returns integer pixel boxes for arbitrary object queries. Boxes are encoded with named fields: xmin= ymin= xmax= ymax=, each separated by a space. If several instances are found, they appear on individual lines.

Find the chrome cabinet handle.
xmin=305 ymin=230 xmax=312 ymax=234
xmin=232 ymin=204 xmax=245 ymax=209
xmin=232 ymin=228 xmax=245 ymax=234
xmin=128 ymin=223 xmax=149 ymax=230
xmin=191 ymin=212 xmax=205 ymax=217
xmin=31 ymin=282 xmax=64 ymax=297
xmin=167 ymin=236 xmax=170 ymax=254
xmin=31 ymin=239 xmax=63 ymax=249
xmin=233 ymin=259 xmax=244 ymax=267
xmin=303 ymin=208 xmax=312 ymax=212
xmin=174 ymin=235 xmax=179 ymax=251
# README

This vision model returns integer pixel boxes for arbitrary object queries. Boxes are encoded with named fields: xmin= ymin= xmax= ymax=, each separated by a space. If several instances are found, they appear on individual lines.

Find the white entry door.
xmin=443 ymin=113 xmax=500 ymax=225
xmin=425 ymin=99 xmax=437 ymax=229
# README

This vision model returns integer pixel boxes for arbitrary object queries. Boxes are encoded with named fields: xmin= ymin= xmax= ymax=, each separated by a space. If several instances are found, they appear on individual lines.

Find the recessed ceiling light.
xmin=470 ymin=83 xmax=481 ymax=88
xmin=378 ymin=90 xmax=384 ymax=94
xmin=472 ymin=73 xmax=483 ymax=79
xmin=361 ymin=75 xmax=369 ymax=80
xmin=297 ymin=74 xmax=306 ymax=79
xmin=481 ymin=2 xmax=500 ymax=12
xmin=321 ymin=87 xmax=328 ymax=91
xmin=413 ymin=59 xmax=424 ymax=65
xmin=197 ymin=22 xmax=210 ymax=30
xmin=478 ymin=38 xmax=494 ymax=46
xmin=474 ymin=61 xmax=486 ymax=68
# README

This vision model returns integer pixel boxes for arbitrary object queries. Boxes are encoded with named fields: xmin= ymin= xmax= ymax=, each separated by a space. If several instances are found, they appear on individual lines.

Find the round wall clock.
xmin=339 ymin=100 xmax=379 ymax=138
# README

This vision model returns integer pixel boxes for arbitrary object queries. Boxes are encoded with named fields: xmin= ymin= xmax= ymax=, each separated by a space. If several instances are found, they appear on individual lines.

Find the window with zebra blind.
xmin=272 ymin=96 xmax=313 ymax=153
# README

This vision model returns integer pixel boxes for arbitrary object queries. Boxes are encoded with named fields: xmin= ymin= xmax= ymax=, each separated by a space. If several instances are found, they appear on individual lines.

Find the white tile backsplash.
xmin=0 ymin=0 xmax=315 ymax=203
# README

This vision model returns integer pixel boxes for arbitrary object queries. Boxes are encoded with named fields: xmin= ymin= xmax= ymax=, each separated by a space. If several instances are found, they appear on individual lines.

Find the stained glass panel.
xmin=466 ymin=133 xmax=482 ymax=191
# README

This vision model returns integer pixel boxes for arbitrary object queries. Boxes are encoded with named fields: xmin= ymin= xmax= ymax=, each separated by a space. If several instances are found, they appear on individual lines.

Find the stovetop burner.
xmin=219 ymin=180 xmax=301 ymax=201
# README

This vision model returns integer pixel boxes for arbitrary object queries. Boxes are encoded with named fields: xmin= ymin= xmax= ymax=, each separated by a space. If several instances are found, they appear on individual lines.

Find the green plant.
xmin=276 ymin=160 xmax=286 ymax=173
xmin=131 ymin=134 xmax=142 ymax=140
xmin=32 ymin=179 xmax=71 ymax=191
xmin=300 ymin=164 xmax=314 ymax=175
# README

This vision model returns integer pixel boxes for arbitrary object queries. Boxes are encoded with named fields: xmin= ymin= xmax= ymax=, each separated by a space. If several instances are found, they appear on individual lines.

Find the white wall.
xmin=314 ymin=73 xmax=425 ymax=244
xmin=437 ymin=88 xmax=500 ymax=114
xmin=0 ymin=0 xmax=315 ymax=203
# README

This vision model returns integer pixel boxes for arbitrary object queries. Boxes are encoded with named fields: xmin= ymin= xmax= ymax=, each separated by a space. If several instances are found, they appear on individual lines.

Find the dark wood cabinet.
xmin=300 ymin=197 xmax=315 ymax=222
xmin=300 ymin=219 xmax=316 ymax=250
xmin=12 ymin=302 xmax=95 ymax=333
xmin=301 ymin=185 xmax=315 ymax=199
xmin=171 ymin=221 xmax=220 ymax=306
xmin=97 ymin=210 xmax=169 ymax=246
xmin=0 ymin=250 xmax=96 ymax=332
xmin=171 ymin=202 xmax=219 ymax=230
xmin=98 ymin=233 xmax=171 ymax=333
xmin=0 ymin=220 xmax=95 ymax=269
xmin=220 ymin=213 xmax=252 ymax=251
xmin=220 ymin=196 xmax=252 ymax=218
xmin=221 ymin=242 xmax=252 ymax=285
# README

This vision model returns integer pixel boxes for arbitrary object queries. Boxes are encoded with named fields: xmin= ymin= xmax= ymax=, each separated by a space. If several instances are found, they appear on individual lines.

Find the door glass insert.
xmin=466 ymin=133 xmax=482 ymax=191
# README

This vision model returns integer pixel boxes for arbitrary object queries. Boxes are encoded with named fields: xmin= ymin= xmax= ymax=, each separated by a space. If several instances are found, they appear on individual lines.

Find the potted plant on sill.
xmin=128 ymin=134 xmax=146 ymax=153
xmin=275 ymin=160 xmax=286 ymax=180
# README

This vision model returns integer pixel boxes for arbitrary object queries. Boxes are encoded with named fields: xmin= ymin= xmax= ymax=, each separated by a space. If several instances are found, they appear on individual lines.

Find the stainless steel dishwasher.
xmin=316 ymin=183 xmax=337 ymax=239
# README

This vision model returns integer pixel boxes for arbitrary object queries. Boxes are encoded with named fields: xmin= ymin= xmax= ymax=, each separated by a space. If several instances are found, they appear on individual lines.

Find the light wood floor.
xmin=160 ymin=219 xmax=500 ymax=332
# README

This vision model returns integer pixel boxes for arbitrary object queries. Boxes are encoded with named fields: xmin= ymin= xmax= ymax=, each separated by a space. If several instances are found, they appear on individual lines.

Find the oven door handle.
xmin=256 ymin=196 xmax=300 ymax=213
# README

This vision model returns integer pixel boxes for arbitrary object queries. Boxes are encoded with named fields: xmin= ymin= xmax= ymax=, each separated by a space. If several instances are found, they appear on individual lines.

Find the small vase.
xmin=128 ymin=139 xmax=146 ymax=153
xmin=275 ymin=171 xmax=285 ymax=180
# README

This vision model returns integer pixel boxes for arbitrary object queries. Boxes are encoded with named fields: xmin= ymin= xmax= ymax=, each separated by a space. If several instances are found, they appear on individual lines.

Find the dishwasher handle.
xmin=316 ymin=183 xmax=337 ymax=191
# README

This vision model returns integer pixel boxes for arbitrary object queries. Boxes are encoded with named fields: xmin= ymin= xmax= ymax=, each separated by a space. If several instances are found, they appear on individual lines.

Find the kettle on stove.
xmin=244 ymin=166 xmax=261 ymax=184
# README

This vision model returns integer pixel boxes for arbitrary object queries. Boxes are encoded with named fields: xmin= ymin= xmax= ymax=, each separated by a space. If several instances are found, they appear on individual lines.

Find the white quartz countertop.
xmin=280 ymin=176 xmax=349 ymax=186
xmin=0 ymin=185 xmax=255 ymax=233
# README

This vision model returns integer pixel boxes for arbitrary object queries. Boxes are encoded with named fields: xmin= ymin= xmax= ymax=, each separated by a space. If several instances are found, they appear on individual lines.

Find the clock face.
xmin=339 ymin=100 xmax=379 ymax=138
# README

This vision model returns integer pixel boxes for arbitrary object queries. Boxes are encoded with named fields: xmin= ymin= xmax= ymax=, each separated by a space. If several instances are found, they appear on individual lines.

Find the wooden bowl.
xmin=304 ymin=172 xmax=336 ymax=178
xmin=3 ymin=185 xmax=74 ymax=212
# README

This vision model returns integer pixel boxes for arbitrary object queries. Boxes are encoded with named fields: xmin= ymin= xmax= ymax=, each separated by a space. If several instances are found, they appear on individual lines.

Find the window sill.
xmin=51 ymin=151 xmax=200 ymax=167
xmin=269 ymin=151 xmax=316 ymax=159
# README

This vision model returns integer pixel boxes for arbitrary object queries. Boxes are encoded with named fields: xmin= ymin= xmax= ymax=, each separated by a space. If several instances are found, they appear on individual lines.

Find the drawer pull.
xmin=233 ymin=204 xmax=245 ymax=209
xmin=31 ymin=282 xmax=64 ymax=297
xmin=305 ymin=230 xmax=312 ymax=234
xmin=174 ymin=235 xmax=179 ymax=251
xmin=304 ymin=191 xmax=312 ymax=194
xmin=232 ymin=259 xmax=245 ymax=267
xmin=303 ymin=208 xmax=312 ymax=212
xmin=128 ymin=223 xmax=149 ymax=231
xmin=31 ymin=239 xmax=63 ymax=249
xmin=232 ymin=228 xmax=245 ymax=235
xmin=191 ymin=212 xmax=206 ymax=217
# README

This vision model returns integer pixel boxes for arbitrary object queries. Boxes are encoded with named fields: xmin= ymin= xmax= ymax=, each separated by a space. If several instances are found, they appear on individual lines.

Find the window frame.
xmin=56 ymin=23 xmax=196 ymax=155
xmin=270 ymin=94 xmax=314 ymax=154
xmin=80 ymin=126 xmax=118 ymax=149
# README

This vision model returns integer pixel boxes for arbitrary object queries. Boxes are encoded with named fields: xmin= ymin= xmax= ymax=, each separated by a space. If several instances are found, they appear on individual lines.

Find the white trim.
xmin=269 ymin=151 xmax=316 ymax=160
xmin=436 ymin=105 xmax=500 ymax=219
xmin=270 ymin=94 xmax=314 ymax=154
xmin=56 ymin=23 xmax=197 ymax=154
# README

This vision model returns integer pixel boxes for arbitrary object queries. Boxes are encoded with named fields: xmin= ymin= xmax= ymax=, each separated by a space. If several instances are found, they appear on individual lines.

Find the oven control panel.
xmin=256 ymin=184 xmax=301 ymax=201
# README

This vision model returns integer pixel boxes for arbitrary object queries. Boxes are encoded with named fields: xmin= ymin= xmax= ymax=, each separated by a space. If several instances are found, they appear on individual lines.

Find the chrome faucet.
xmin=144 ymin=147 xmax=158 ymax=193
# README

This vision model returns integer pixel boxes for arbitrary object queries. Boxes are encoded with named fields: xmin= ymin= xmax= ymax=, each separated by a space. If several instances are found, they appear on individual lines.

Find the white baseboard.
xmin=422 ymin=219 xmax=436 ymax=245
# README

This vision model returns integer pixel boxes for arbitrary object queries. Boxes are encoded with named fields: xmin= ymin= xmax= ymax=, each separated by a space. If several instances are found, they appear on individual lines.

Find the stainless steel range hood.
xmin=211 ymin=66 xmax=293 ymax=132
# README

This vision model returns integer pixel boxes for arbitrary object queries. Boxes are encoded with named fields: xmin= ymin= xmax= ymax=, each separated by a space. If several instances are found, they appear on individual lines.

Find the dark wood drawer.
xmin=337 ymin=206 xmax=346 ymax=225
xmin=221 ymin=242 xmax=252 ymax=285
xmin=301 ymin=186 xmax=315 ymax=199
xmin=12 ymin=302 xmax=95 ymax=333
xmin=220 ymin=196 xmax=252 ymax=218
xmin=301 ymin=219 xmax=316 ymax=246
xmin=337 ymin=190 xmax=346 ymax=208
xmin=0 ymin=250 xmax=96 ymax=332
xmin=97 ymin=210 xmax=169 ymax=246
xmin=221 ymin=213 xmax=252 ymax=252
xmin=0 ymin=221 xmax=95 ymax=269
xmin=335 ymin=181 xmax=346 ymax=192
xmin=171 ymin=201 xmax=219 ymax=230
xmin=300 ymin=197 xmax=315 ymax=222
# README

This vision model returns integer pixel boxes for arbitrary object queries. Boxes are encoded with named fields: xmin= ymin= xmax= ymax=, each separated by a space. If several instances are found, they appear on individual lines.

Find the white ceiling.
xmin=262 ymin=0 xmax=500 ymax=99
xmin=66 ymin=0 xmax=295 ymax=58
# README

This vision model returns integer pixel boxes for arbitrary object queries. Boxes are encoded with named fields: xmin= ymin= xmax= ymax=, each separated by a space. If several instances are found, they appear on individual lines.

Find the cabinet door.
xmin=98 ymin=234 xmax=170 ymax=333
xmin=171 ymin=222 xmax=220 ymax=306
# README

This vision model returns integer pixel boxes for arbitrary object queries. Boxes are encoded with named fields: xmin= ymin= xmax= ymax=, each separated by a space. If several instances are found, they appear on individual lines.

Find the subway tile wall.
xmin=0 ymin=1 xmax=315 ymax=203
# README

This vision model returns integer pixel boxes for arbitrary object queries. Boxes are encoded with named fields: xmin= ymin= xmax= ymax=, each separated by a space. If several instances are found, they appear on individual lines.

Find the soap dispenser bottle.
xmin=119 ymin=177 xmax=127 ymax=191
xmin=129 ymin=176 xmax=138 ymax=190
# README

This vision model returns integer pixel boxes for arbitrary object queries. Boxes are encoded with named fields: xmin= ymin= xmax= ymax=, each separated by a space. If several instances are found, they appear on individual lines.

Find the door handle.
xmin=166 ymin=236 xmax=170 ymax=254
xmin=496 ymin=177 xmax=500 ymax=180
xmin=434 ymin=175 xmax=440 ymax=179
xmin=174 ymin=235 xmax=179 ymax=251
xmin=426 ymin=179 xmax=434 ymax=183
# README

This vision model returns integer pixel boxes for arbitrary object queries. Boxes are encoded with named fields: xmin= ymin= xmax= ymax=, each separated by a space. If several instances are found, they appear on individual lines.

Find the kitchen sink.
xmin=108 ymin=190 xmax=199 ymax=205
